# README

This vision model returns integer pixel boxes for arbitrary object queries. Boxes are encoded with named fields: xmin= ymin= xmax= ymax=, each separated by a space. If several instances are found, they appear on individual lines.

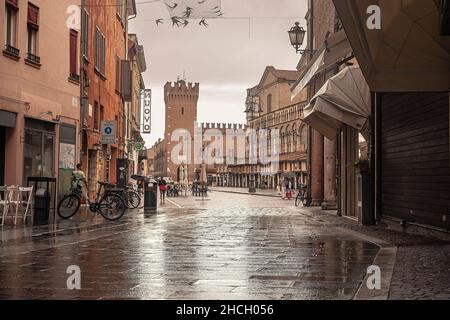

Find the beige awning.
xmin=333 ymin=0 xmax=450 ymax=92
xmin=291 ymin=29 xmax=354 ymax=100
xmin=303 ymin=66 xmax=370 ymax=140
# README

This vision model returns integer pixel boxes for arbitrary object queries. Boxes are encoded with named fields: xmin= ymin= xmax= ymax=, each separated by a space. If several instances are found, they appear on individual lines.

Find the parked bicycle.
xmin=57 ymin=176 xmax=127 ymax=221
xmin=295 ymin=184 xmax=312 ymax=207
xmin=104 ymin=183 xmax=141 ymax=209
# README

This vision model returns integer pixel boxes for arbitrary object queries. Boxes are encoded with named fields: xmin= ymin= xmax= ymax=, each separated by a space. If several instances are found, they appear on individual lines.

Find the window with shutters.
xmin=115 ymin=56 xmax=121 ymax=94
xmin=94 ymin=26 xmax=106 ymax=78
xmin=116 ymin=0 xmax=122 ymax=20
xmin=4 ymin=0 xmax=19 ymax=59
xmin=25 ymin=2 xmax=40 ymax=67
xmin=82 ymin=9 xmax=89 ymax=60
xmin=93 ymin=101 xmax=99 ymax=130
xmin=69 ymin=29 xmax=79 ymax=82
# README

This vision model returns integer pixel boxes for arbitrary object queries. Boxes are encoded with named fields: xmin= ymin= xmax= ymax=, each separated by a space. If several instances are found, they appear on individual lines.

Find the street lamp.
xmin=288 ymin=22 xmax=316 ymax=54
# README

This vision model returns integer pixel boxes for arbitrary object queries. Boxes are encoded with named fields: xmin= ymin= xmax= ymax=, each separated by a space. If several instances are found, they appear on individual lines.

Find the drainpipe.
xmin=307 ymin=1 xmax=314 ymax=205
xmin=79 ymin=0 xmax=86 ymax=167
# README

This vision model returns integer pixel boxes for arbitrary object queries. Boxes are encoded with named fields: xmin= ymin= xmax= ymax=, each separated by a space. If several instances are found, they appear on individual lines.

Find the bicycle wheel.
xmin=99 ymin=193 xmax=126 ymax=221
xmin=126 ymin=190 xmax=141 ymax=209
xmin=57 ymin=194 xmax=81 ymax=219
xmin=295 ymin=193 xmax=302 ymax=207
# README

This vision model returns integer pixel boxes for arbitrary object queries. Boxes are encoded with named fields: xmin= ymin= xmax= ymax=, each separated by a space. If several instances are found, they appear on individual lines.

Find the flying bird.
xmin=211 ymin=5 xmax=220 ymax=10
xmin=199 ymin=18 xmax=208 ymax=28
xmin=171 ymin=16 xmax=182 ymax=27
xmin=182 ymin=7 xmax=193 ymax=18
xmin=156 ymin=19 xmax=164 ymax=26
xmin=198 ymin=0 xmax=207 ymax=4
xmin=166 ymin=3 xmax=178 ymax=10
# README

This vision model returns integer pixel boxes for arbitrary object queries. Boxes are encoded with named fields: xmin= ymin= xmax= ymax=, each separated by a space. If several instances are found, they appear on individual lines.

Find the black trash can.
xmin=34 ymin=189 xmax=51 ymax=222
xmin=27 ymin=177 xmax=57 ymax=225
xmin=144 ymin=181 xmax=158 ymax=215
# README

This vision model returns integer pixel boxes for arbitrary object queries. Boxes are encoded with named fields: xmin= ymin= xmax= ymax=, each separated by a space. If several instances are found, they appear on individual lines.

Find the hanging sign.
xmin=141 ymin=89 xmax=151 ymax=134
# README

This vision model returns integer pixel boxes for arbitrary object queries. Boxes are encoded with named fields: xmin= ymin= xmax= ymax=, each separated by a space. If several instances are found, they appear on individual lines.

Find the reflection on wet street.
xmin=0 ymin=192 xmax=379 ymax=300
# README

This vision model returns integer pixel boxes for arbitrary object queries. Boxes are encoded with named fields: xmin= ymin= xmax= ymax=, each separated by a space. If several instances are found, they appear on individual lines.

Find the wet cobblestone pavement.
xmin=0 ymin=192 xmax=382 ymax=300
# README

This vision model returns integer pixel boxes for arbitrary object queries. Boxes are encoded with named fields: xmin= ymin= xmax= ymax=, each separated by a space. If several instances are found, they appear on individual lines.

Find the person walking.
xmin=158 ymin=178 xmax=167 ymax=204
xmin=286 ymin=179 xmax=293 ymax=200
xmin=281 ymin=179 xmax=287 ymax=200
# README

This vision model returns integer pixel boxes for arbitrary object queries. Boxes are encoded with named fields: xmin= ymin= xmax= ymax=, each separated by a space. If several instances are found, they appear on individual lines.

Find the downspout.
xmin=79 ymin=0 xmax=85 ymax=166
xmin=307 ymin=2 xmax=314 ymax=205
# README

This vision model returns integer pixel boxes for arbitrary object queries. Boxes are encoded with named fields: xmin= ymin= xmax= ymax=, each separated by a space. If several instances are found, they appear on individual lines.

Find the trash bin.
xmin=144 ymin=180 xmax=158 ymax=215
xmin=27 ymin=177 xmax=57 ymax=225
xmin=34 ymin=188 xmax=51 ymax=222
xmin=132 ymin=175 xmax=158 ymax=215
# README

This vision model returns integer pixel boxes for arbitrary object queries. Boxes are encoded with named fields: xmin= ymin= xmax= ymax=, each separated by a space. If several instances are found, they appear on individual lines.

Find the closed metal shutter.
xmin=381 ymin=92 xmax=450 ymax=229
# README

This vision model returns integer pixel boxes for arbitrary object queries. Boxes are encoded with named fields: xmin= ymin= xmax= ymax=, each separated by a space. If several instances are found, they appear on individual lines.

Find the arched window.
xmin=267 ymin=94 xmax=272 ymax=113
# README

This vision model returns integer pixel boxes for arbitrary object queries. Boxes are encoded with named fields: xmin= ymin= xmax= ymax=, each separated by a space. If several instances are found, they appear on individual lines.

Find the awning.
xmin=333 ymin=0 xmax=450 ymax=92
xmin=303 ymin=66 xmax=370 ymax=140
xmin=291 ymin=29 xmax=354 ymax=100
xmin=0 ymin=110 xmax=17 ymax=128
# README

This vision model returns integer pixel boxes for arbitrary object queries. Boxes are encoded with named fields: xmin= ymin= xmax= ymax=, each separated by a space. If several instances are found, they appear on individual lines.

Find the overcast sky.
xmin=129 ymin=0 xmax=308 ymax=147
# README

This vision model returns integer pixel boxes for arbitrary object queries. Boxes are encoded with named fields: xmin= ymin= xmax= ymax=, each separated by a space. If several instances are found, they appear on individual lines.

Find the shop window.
xmin=23 ymin=119 xmax=55 ymax=185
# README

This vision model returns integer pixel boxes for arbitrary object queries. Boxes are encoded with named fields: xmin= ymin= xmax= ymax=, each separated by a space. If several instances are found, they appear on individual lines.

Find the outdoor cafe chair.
xmin=1 ymin=186 xmax=12 ymax=226
xmin=9 ymin=186 xmax=34 ymax=225
xmin=1 ymin=186 xmax=17 ymax=226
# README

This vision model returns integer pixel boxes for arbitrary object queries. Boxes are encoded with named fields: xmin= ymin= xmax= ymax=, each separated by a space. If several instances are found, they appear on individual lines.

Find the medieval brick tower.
xmin=164 ymin=79 xmax=199 ymax=181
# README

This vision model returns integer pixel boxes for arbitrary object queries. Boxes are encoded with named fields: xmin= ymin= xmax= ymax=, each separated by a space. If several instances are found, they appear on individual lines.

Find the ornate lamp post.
xmin=288 ymin=22 xmax=317 ymax=54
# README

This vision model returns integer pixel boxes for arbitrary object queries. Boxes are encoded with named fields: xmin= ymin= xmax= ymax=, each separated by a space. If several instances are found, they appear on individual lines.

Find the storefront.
xmin=23 ymin=118 xmax=56 ymax=186
xmin=333 ymin=0 xmax=450 ymax=230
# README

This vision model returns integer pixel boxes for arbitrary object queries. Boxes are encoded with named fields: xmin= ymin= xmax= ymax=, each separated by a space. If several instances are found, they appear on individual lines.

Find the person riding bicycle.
xmin=72 ymin=163 xmax=91 ymax=203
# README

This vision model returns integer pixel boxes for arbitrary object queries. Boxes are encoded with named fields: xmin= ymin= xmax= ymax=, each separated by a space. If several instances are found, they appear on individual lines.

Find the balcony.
xmin=25 ymin=52 xmax=41 ymax=68
xmin=3 ymin=44 xmax=20 ymax=60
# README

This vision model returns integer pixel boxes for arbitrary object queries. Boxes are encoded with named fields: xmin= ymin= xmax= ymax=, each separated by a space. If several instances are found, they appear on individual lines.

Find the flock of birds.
xmin=156 ymin=1 xmax=224 ymax=28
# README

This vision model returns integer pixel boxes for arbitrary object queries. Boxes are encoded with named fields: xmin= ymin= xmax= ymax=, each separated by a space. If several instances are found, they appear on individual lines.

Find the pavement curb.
xmin=353 ymin=246 xmax=398 ymax=300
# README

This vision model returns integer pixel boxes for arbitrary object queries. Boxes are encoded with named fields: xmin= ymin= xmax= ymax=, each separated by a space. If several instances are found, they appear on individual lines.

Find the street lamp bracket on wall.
xmin=288 ymin=22 xmax=318 ymax=55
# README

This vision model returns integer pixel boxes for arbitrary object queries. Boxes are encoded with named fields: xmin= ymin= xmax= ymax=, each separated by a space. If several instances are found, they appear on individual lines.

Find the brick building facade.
xmin=80 ymin=0 xmax=136 ymax=198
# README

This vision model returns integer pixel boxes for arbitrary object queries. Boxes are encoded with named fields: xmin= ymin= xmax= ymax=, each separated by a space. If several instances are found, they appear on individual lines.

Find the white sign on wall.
xmin=100 ymin=121 xmax=116 ymax=145
xmin=141 ymin=89 xmax=151 ymax=134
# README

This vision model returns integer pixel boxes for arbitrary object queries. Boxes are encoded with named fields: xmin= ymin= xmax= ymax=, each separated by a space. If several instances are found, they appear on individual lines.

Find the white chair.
xmin=0 ymin=186 xmax=18 ymax=226
xmin=10 ymin=186 xmax=34 ymax=225
xmin=1 ymin=186 xmax=14 ymax=226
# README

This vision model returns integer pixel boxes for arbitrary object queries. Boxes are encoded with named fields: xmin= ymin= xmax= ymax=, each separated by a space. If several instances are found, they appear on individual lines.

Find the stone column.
xmin=322 ymin=138 xmax=337 ymax=209
xmin=311 ymin=129 xmax=324 ymax=206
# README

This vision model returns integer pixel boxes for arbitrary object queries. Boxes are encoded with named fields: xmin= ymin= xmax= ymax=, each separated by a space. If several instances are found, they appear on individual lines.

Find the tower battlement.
xmin=196 ymin=122 xmax=247 ymax=130
xmin=164 ymin=80 xmax=199 ymax=98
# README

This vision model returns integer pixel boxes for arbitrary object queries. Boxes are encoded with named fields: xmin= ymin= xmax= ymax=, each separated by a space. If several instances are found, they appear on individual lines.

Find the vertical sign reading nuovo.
xmin=141 ymin=89 xmax=151 ymax=134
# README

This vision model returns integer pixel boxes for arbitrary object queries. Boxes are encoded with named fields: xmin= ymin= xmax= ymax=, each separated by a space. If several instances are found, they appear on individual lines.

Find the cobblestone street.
xmin=0 ymin=190 xmax=449 ymax=300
